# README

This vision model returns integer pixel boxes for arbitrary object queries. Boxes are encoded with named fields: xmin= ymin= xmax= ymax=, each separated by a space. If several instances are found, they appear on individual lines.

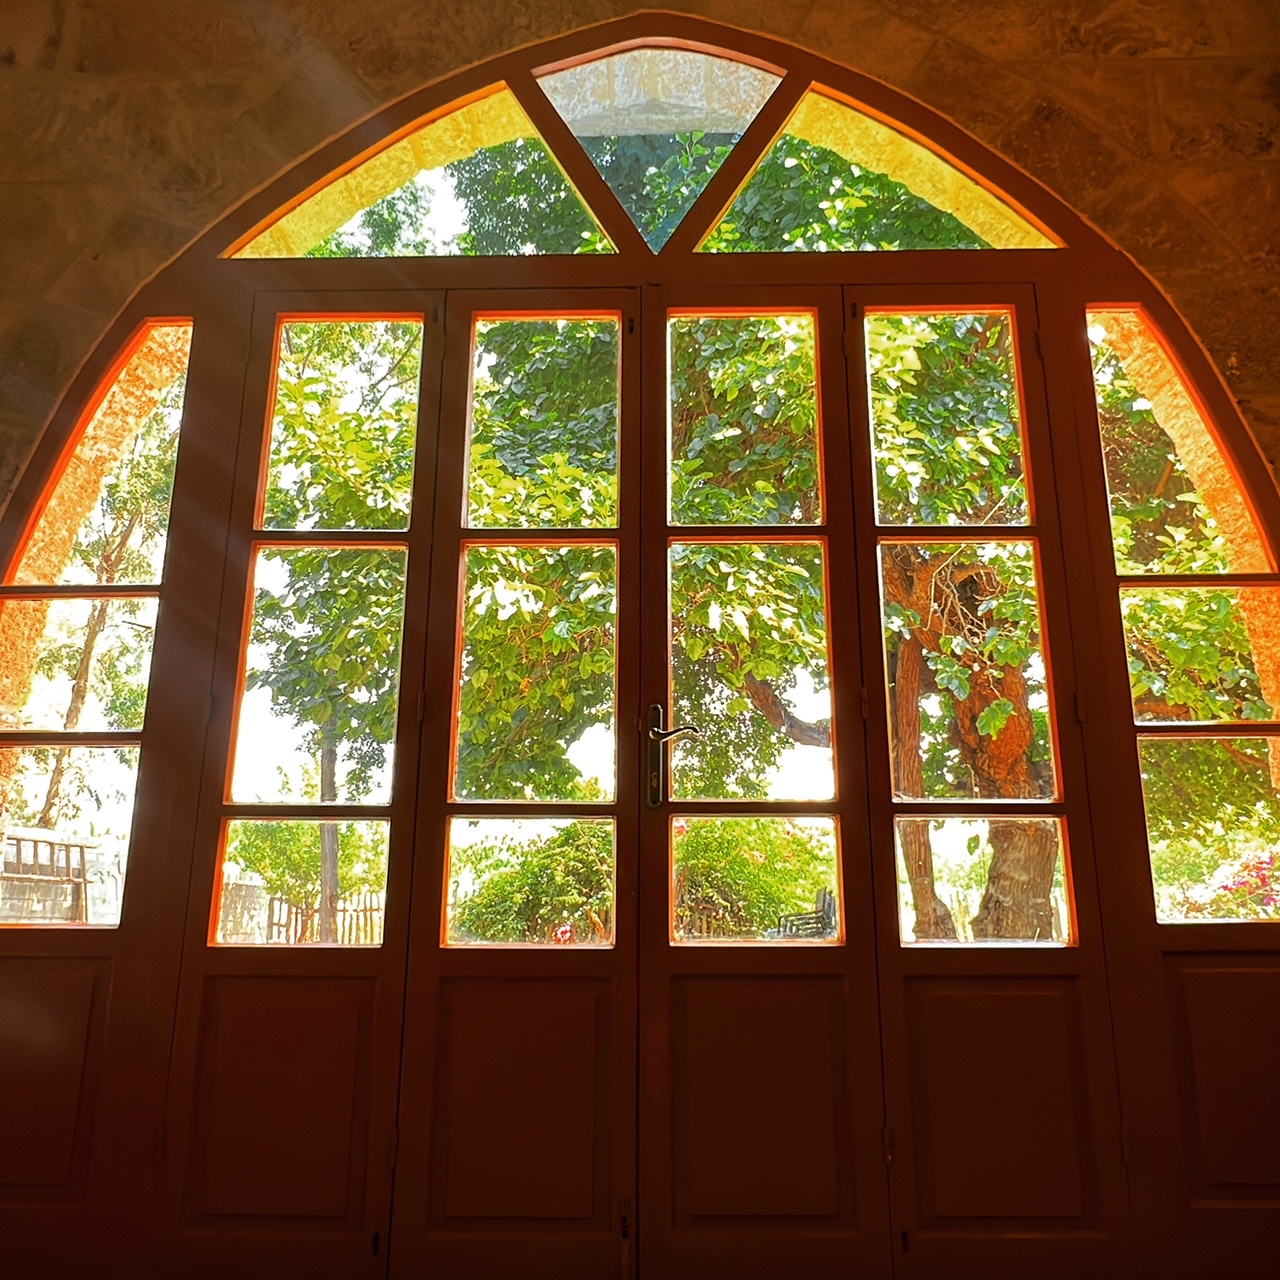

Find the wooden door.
xmin=389 ymin=289 xmax=642 ymax=1278
xmin=845 ymin=284 xmax=1132 ymax=1278
xmin=633 ymin=286 xmax=893 ymax=1279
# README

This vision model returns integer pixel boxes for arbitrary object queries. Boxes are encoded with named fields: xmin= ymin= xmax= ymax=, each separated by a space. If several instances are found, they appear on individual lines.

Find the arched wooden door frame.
xmin=1 ymin=13 xmax=1278 ymax=1279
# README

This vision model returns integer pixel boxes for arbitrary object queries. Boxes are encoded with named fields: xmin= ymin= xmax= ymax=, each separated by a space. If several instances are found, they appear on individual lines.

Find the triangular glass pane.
xmin=701 ymin=89 xmax=1059 ymax=252
xmin=233 ymin=86 xmax=613 ymax=258
xmin=538 ymin=48 xmax=781 ymax=252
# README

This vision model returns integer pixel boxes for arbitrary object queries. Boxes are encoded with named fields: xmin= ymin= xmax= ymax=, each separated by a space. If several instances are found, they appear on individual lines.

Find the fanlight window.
xmin=2 ymin=33 xmax=1274 ymax=955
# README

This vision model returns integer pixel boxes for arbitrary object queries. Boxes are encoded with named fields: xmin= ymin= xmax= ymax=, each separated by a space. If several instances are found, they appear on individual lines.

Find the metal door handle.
xmin=647 ymin=703 xmax=700 ymax=807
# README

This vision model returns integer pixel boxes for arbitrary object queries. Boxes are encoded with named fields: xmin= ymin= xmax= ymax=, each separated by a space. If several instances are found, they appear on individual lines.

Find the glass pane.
xmin=1140 ymin=736 xmax=1280 ymax=922
xmin=10 ymin=323 xmax=191 ymax=586
xmin=0 ymin=597 xmax=157 ymax=732
xmin=669 ymin=315 xmax=821 ymax=526
xmin=701 ymin=90 xmax=1056 ymax=253
xmin=866 ymin=312 xmax=1028 ymax=526
xmin=263 ymin=320 xmax=422 ymax=531
xmin=234 ymin=88 xmax=612 ymax=258
xmin=538 ymin=48 xmax=780 ymax=251
xmin=468 ymin=318 xmax=619 ymax=528
xmin=671 ymin=542 xmax=833 ymax=799
xmin=880 ymin=541 xmax=1057 ymax=800
xmin=0 ymin=746 xmax=139 ymax=927
xmin=230 ymin=548 xmax=407 ymax=804
xmin=454 ymin=545 xmax=616 ymax=801
xmin=446 ymin=817 xmax=614 ymax=946
xmin=672 ymin=816 xmax=840 ymax=943
xmin=215 ymin=820 xmax=388 ymax=945
xmin=1087 ymin=309 xmax=1268 ymax=574
xmin=1122 ymin=587 xmax=1280 ymax=723
xmin=895 ymin=816 xmax=1069 ymax=944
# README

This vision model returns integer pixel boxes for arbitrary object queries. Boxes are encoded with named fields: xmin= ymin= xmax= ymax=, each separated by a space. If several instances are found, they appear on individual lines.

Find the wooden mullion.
xmin=662 ymin=70 xmax=808 ymax=257
xmin=505 ymin=68 xmax=653 ymax=261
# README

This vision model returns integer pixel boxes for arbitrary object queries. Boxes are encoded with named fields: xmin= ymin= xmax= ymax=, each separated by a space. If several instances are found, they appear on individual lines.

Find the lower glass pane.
xmin=671 ymin=816 xmax=840 ymax=944
xmin=1140 ymin=736 xmax=1280 ymax=922
xmin=215 ymin=820 xmax=389 ymax=945
xmin=0 ymin=746 xmax=139 ymax=927
xmin=446 ymin=817 xmax=615 ymax=946
xmin=894 ymin=816 xmax=1069 ymax=944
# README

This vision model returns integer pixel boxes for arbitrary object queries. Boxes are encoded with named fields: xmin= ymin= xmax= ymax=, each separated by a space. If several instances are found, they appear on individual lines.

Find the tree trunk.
xmin=953 ymin=664 xmax=1060 ymax=940
xmin=318 ymin=732 xmax=340 ymax=944
xmin=39 ymin=597 xmax=112 ymax=829
xmin=892 ymin=637 xmax=957 ymax=939
xmin=971 ymin=819 xmax=1059 ymax=940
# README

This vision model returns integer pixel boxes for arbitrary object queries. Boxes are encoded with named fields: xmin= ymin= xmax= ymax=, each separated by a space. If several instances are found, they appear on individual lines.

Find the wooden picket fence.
xmin=267 ymin=890 xmax=385 ymax=946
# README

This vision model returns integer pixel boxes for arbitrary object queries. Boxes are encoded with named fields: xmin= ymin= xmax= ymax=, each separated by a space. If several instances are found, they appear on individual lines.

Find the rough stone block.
xmin=999 ymin=97 xmax=1129 ymax=205
xmin=1154 ymin=60 xmax=1280 ymax=163
xmin=1169 ymin=164 xmax=1279 ymax=267
xmin=1059 ymin=0 xmax=1217 ymax=58
xmin=902 ymin=39 xmax=1037 ymax=140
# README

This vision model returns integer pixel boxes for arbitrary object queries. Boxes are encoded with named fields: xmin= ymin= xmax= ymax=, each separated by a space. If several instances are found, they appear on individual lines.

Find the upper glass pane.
xmin=468 ymin=317 xmax=619 ymax=528
xmin=669 ymin=314 xmax=821 ymax=526
xmin=233 ymin=87 xmax=613 ymax=258
xmin=263 ymin=320 xmax=422 ymax=531
xmin=1087 ymin=309 xmax=1269 ymax=575
xmin=701 ymin=89 xmax=1057 ymax=253
xmin=9 ymin=323 xmax=192 ymax=587
xmin=866 ymin=312 xmax=1028 ymax=526
xmin=879 ymin=541 xmax=1057 ymax=801
xmin=537 ymin=47 xmax=780 ymax=251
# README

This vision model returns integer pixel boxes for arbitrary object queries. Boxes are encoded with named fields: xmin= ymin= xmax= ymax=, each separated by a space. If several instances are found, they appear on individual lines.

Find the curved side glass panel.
xmin=538 ymin=47 xmax=780 ymax=251
xmin=702 ymin=89 xmax=1058 ymax=252
xmin=232 ymin=86 xmax=614 ymax=258
xmin=0 ymin=321 xmax=193 ymax=927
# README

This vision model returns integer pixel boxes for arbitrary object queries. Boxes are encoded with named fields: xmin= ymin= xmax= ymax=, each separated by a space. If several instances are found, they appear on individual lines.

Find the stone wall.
xmin=1 ymin=1 xmax=1276 ymax=503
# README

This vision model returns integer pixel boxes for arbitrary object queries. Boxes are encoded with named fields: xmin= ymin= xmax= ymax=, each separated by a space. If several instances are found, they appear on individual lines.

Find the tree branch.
xmin=744 ymin=674 xmax=830 ymax=748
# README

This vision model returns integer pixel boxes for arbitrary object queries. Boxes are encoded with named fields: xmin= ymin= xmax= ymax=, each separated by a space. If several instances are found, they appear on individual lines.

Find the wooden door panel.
xmin=904 ymin=977 xmax=1094 ymax=1225
xmin=0 ymin=957 xmax=108 ymax=1190
xmin=429 ymin=977 xmax=611 ymax=1223
xmin=1168 ymin=958 xmax=1280 ymax=1199
xmin=672 ymin=976 xmax=849 ymax=1221
xmin=183 ymin=975 xmax=376 ymax=1221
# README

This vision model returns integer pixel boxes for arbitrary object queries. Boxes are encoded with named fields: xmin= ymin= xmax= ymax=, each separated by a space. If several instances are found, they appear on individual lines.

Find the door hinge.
xmin=1075 ymin=689 xmax=1087 ymax=723
xmin=387 ymin=1127 xmax=399 ymax=1169
xmin=417 ymin=690 xmax=425 ymax=724
xmin=1034 ymin=329 xmax=1045 ymax=360
xmin=882 ymin=1125 xmax=894 ymax=1167
xmin=860 ymin=687 xmax=870 ymax=721
xmin=901 ymin=1228 xmax=911 ymax=1253
xmin=627 ymin=316 xmax=636 ymax=335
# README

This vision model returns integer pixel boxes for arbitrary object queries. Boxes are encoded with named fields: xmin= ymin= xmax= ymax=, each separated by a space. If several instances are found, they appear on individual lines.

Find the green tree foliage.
xmin=703 ymin=134 xmax=989 ymax=252
xmin=249 ymin=125 xmax=1277 ymax=939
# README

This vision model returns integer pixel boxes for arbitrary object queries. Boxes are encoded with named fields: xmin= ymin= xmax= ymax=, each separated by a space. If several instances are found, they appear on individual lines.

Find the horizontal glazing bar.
xmin=0 ymin=731 xmax=143 ymax=748
xmin=667 ymin=527 xmax=829 ymax=542
xmin=1134 ymin=722 xmax=1280 ymax=737
xmin=223 ymin=804 xmax=393 ymax=821
xmin=456 ymin=531 xmax=620 ymax=545
xmin=0 ymin=584 xmax=161 ymax=599
xmin=875 ymin=526 xmax=1039 ymax=542
xmin=890 ymin=799 xmax=1068 ymax=816
xmin=1115 ymin=574 xmax=1280 ymax=588
xmin=250 ymin=531 xmax=412 ymax=547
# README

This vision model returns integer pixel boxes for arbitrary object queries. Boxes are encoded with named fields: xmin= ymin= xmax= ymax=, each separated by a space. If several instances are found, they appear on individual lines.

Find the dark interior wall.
xmin=0 ymin=0 xmax=1276 ymax=506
